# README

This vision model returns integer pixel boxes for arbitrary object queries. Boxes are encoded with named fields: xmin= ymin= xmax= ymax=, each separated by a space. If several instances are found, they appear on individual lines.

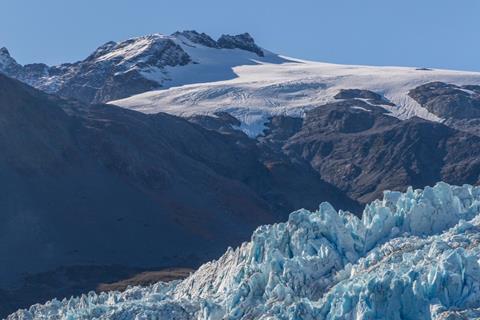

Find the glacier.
xmin=8 ymin=182 xmax=480 ymax=320
xmin=111 ymin=58 xmax=480 ymax=137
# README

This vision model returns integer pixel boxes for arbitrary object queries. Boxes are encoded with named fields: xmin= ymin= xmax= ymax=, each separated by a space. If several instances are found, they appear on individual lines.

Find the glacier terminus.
xmin=8 ymin=182 xmax=480 ymax=320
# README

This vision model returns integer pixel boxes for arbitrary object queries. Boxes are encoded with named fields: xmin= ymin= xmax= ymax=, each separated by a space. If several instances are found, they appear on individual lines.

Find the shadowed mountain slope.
xmin=0 ymin=73 xmax=358 ymax=316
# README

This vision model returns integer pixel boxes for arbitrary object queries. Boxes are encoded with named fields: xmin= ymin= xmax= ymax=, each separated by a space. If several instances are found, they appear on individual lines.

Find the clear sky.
xmin=1 ymin=0 xmax=479 ymax=71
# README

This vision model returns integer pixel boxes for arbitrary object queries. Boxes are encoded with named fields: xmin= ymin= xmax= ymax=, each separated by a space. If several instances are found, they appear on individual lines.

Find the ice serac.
xmin=8 ymin=182 xmax=480 ymax=319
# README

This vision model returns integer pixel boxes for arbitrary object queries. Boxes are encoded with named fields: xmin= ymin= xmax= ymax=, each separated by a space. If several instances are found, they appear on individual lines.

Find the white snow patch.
xmin=351 ymin=106 xmax=371 ymax=112
xmin=94 ymin=34 xmax=171 ymax=63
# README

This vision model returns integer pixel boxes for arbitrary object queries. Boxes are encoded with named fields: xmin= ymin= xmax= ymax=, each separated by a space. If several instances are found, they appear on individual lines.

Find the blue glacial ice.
xmin=7 ymin=182 xmax=480 ymax=320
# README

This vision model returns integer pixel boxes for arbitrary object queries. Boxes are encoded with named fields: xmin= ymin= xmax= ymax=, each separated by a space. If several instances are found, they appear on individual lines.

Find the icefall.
xmin=8 ymin=182 xmax=480 ymax=320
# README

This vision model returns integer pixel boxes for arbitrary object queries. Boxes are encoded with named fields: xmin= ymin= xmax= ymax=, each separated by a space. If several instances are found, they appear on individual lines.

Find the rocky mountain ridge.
xmin=0 ymin=31 xmax=273 ymax=104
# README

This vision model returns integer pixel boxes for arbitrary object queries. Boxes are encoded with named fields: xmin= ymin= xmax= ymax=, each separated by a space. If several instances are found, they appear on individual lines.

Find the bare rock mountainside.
xmin=2 ymin=31 xmax=480 ymax=318
xmin=0 ymin=73 xmax=357 ymax=316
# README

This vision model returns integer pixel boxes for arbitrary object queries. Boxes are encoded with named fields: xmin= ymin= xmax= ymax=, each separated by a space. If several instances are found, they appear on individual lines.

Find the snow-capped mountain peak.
xmin=0 ymin=46 xmax=10 ymax=57
xmin=0 ymin=31 xmax=286 ymax=104
xmin=87 ymin=34 xmax=190 ymax=67
xmin=0 ymin=47 xmax=20 ymax=74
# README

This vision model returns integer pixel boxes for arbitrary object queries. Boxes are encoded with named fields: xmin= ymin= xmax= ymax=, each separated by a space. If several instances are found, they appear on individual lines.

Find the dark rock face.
xmin=188 ymin=95 xmax=480 ymax=205
xmin=0 ymin=47 xmax=10 ymax=57
xmin=187 ymin=112 xmax=247 ymax=138
xmin=334 ymin=89 xmax=395 ymax=106
xmin=21 ymin=63 xmax=50 ymax=78
xmin=185 ymin=112 xmax=361 ymax=215
xmin=188 ymin=111 xmax=241 ymax=130
xmin=0 ymin=73 xmax=270 ymax=282
xmin=55 ymin=37 xmax=191 ymax=103
xmin=409 ymin=82 xmax=480 ymax=119
xmin=303 ymin=100 xmax=382 ymax=134
xmin=0 ymin=47 xmax=22 ymax=75
xmin=173 ymin=30 xmax=265 ymax=57
xmin=57 ymin=68 xmax=161 ymax=104
xmin=416 ymin=67 xmax=433 ymax=71
xmin=258 ymin=115 xmax=303 ymax=150
xmin=281 ymin=100 xmax=480 ymax=203
xmin=217 ymin=33 xmax=264 ymax=57
xmin=173 ymin=30 xmax=218 ymax=48
xmin=444 ymin=118 xmax=480 ymax=136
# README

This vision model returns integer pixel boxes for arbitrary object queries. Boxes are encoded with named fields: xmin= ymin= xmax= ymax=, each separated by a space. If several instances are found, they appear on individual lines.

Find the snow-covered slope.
xmin=112 ymin=59 xmax=480 ymax=137
xmin=142 ymin=32 xmax=288 ymax=88
xmin=9 ymin=182 xmax=480 ymax=319
xmin=4 ymin=31 xmax=480 ymax=137
xmin=0 ymin=31 xmax=290 ymax=104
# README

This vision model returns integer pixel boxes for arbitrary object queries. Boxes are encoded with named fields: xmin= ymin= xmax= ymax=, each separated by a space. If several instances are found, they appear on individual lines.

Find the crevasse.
xmin=8 ymin=182 xmax=480 ymax=320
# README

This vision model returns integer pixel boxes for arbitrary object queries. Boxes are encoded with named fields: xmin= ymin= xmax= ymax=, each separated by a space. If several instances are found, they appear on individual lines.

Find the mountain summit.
xmin=0 ymin=47 xmax=21 ymax=75
xmin=0 ymin=31 xmax=286 ymax=103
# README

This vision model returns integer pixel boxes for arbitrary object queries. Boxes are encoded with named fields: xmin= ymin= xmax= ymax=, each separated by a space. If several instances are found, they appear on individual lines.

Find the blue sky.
xmin=1 ymin=0 xmax=479 ymax=71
